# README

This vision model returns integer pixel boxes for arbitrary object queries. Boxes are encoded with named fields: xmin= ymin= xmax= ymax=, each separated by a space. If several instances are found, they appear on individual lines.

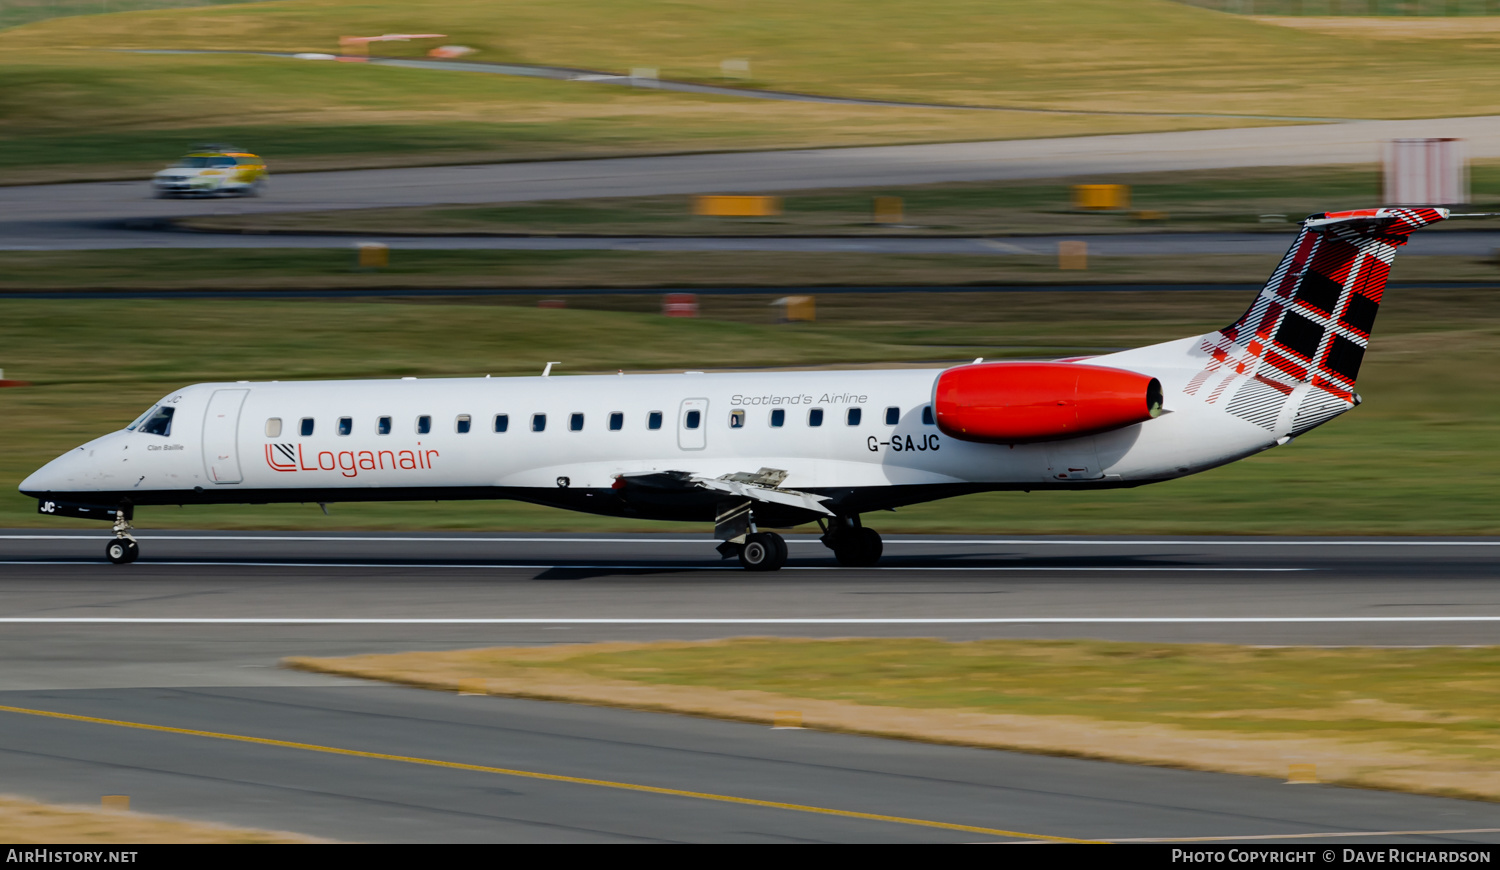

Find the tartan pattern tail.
xmin=1186 ymin=207 xmax=1447 ymax=434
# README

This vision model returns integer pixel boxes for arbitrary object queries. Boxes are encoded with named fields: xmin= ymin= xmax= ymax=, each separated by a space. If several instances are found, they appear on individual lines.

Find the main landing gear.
xmin=737 ymin=532 xmax=788 ymax=572
xmin=714 ymin=501 xmax=788 ymax=571
xmin=819 ymin=516 xmax=883 ymax=567
xmin=105 ymin=509 xmax=139 ymax=565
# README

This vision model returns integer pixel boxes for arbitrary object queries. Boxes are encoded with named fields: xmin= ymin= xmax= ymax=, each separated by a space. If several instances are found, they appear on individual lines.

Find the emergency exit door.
xmin=678 ymin=398 xmax=708 ymax=450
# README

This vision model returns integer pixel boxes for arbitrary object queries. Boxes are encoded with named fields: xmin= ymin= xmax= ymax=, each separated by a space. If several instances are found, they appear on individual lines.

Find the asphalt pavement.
xmin=0 ymin=531 xmax=1497 ymax=841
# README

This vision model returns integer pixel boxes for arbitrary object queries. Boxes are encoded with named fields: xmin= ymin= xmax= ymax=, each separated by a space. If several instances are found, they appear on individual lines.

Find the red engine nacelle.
xmin=934 ymin=362 xmax=1162 ymax=443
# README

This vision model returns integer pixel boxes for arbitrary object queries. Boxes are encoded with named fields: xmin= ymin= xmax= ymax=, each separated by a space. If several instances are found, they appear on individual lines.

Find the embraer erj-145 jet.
xmin=20 ymin=208 xmax=1457 ymax=569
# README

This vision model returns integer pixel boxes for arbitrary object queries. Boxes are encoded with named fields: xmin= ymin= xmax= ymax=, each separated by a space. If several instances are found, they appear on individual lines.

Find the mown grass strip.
xmin=285 ymin=638 xmax=1500 ymax=801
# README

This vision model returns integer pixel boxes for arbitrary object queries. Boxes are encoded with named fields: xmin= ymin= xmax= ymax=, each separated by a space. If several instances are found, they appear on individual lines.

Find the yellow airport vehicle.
xmin=151 ymin=146 xmax=267 ymax=198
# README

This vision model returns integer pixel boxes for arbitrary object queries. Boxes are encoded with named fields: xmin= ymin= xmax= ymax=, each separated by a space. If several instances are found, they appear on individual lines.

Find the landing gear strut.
xmin=106 ymin=509 xmax=138 ymax=565
xmin=820 ymin=515 xmax=882 ymax=567
xmin=714 ymin=501 xmax=788 ymax=571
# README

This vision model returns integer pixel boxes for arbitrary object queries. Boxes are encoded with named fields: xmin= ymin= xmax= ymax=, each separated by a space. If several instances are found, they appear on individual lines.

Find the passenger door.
xmin=678 ymin=398 xmax=708 ymax=450
xmin=202 ymin=389 xmax=249 ymax=484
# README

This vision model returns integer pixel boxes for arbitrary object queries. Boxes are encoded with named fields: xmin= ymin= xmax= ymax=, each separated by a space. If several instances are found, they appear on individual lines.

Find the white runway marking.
xmin=2 ymin=534 xmax=1499 ymax=546
xmin=0 ymin=561 xmax=1303 ymax=572
xmin=0 ymin=617 xmax=1498 ymax=624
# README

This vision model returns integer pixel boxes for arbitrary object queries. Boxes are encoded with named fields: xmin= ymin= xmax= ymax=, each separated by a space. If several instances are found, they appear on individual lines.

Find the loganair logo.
xmin=266 ymin=443 xmax=439 ymax=479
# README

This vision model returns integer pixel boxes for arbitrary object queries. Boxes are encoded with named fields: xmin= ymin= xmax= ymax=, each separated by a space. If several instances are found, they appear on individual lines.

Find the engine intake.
xmin=934 ymin=362 xmax=1162 ymax=444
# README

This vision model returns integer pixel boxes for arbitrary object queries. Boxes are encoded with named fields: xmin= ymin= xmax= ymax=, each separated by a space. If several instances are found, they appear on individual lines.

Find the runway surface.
xmin=2 ymin=530 xmax=1497 ymax=842
xmin=9 ymin=115 xmax=1500 ymax=251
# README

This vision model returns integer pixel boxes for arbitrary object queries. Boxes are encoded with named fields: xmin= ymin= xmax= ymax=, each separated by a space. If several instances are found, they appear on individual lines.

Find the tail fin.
xmin=1186 ymin=207 xmax=1447 ymax=434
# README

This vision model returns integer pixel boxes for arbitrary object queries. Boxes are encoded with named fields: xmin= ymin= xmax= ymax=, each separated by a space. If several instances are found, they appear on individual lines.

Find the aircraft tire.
xmin=739 ymin=533 xmax=784 ymax=571
xmin=768 ymin=532 xmax=788 ymax=567
xmin=106 ymin=539 xmax=139 ymax=565
xmin=834 ymin=528 xmax=882 ymax=567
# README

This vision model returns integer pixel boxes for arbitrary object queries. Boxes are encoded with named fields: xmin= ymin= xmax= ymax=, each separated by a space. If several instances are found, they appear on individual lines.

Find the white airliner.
xmin=20 ymin=208 xmax=1452 ymax=569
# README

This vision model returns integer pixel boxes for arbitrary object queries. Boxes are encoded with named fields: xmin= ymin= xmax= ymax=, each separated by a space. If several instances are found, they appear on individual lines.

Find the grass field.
xmin=5 ymin=283 xmax=1500 ymax=534
xmin=0 ymin=794 xmax=317 ymax=843
xmin=0 ymin=1 xmax=256 ymax=32
xmin=13 ymin=0 xmax=1500 ymax=117
xmin=5 ymin=1 xmax=1500 ymax=182
xmin=182 ymin=164 xmax=1500 ymax=238
xmin=4 ymin=249 xmax=1500 ymax=291
xmin=288 ymin=638 xmax=1500 ymax=801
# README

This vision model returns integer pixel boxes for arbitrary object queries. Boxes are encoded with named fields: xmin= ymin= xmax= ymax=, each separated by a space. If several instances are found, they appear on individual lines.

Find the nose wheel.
xmin=106 ymin=539 xmax=139 ymax=564
xmin=106 ymin=509 xmax=138 ymax=564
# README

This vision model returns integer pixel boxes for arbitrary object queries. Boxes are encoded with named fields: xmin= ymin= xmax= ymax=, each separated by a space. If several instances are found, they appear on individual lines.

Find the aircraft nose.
xmin=19 ymin=448 xmax=83 ymax=496
xmin=19 ymin=431 xmax=128 ymax=497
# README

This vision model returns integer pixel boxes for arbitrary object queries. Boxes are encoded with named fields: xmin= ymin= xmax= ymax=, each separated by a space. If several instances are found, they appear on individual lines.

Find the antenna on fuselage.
xmin=542 ymin=361 xmax=560 ymax=377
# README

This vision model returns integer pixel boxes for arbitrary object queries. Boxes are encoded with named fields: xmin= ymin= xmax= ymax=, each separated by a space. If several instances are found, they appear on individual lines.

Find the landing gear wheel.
xmin=739 ymin=532 xmax=786 ymax=572
xmin=769 ymin=532 xmax=788 ymax=566
xmin=105 ymin=539 xmax=139 ymax=565
xmin=834 ymin=528 xmax=882 ymax=567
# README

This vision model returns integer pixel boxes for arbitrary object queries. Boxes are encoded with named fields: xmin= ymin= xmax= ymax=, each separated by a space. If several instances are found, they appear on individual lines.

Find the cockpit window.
xmin=126 ymin=406 xmax=157 ymax=431
xmin=138 ymin=406 xmax=174 ymax=436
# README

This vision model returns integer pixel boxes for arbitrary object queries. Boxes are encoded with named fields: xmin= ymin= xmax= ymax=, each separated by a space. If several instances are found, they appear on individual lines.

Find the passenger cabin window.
xmin=847 ymin=408 xmax=862 ymax=426
xmin=648 ymin=411 xmax=663 ymax=430
xmin=139 ymin=406 xmax=174 ymax=437
xmin=808 ymin=408 xmax=824 ymax=427
xmin=456 ymin=415 xmax=471 ymax=434
xmin=770 ymin=409 xmax=785 ymax=428
xmin=416 ymin=415 xmax=432 ymax=435
xmin=570 ymin=413 xmax=584 ymax=432
xmin=338 ymin=417 xmax=352 ymax=436
xmin=884 ymin=406 xmax=900 ymax=425
xmin=532 ymin=413 xmax=546 ymax=432
xmin=685 ymin=410 xmax=701 ymax=429
xmin=494 ymin=414 xmax=509 ymax=433
xmin=729 ymin=410 xmax=745 ymax=429
xmin=378 ymin=416 xmax=391 ymax=435
xmin=921 ymin=405 xmax=935 ymax=425
xmin=265 ymin=418 xmax=282 ymax=438
xmin=300 ymin=418 xmax=314 ymax=437
xmin=609 ymin=412 xmax=624 ymax=431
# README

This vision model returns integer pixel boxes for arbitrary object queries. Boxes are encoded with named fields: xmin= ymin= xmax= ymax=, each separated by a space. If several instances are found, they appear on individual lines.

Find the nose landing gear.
xmin=106 ymin=509 xmax=139 ymax=564
xmin=106 ymin=538 xmax=139 ymax=565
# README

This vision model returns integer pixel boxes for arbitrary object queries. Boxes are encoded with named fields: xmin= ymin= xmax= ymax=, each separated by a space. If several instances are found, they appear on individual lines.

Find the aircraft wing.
xmin=615 ymin=468 xmax=834 ymax=516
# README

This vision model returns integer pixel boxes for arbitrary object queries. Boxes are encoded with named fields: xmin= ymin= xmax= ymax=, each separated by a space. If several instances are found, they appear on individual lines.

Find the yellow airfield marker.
xmin=1286 ymin=763 xmax=1319 ymax=784
xmin=771 ymin=711 xmax=804 ymax=730
xmin=1058 ymin=240 xmax=1088 ymax=270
